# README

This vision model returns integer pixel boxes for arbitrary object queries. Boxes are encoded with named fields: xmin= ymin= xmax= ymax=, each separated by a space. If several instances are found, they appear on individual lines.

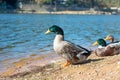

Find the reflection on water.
xmin=0 ymin=14 xmax=120 ymax=61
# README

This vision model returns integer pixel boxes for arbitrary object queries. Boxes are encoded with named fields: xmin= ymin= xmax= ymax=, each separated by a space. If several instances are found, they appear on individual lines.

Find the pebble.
xmin=50 ymin=60 xmax=56 ymax=64
xmin=117 ymin=61 xmax=120 ymax=68
xmin=79 ymin=72 xmax=83 ymax=74
xmin=117 ymin=61 xmax=120 ymax=65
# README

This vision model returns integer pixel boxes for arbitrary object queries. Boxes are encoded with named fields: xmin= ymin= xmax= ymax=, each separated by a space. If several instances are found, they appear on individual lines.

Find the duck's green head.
xmin=93 ymin=39 xmax=107 ymax=47
xmin=45 ymin=25 xmax=64 ymax=35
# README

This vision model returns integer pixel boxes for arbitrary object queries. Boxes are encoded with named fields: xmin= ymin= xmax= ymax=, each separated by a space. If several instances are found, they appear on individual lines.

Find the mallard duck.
xmin=45 ymin=25 xmax=92 ymax=67
xmin=93 ymin=38 xmax=120 ymax=57
xmin=105 ymin=34 xmax=120 ymax=43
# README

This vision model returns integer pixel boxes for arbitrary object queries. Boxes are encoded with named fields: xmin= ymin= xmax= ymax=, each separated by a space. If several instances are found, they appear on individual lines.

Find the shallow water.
xmin=0 ymin=14 xmax=120 ymax=62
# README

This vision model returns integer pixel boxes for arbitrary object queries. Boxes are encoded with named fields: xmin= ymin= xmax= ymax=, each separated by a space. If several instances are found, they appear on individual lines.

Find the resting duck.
xmin=93 ymin=38 xmax=120 ymax=57
xmin=105 ymin=34 xmax=120 ymax=43
xmin=45 ymin=25 xmax=92 ymax=67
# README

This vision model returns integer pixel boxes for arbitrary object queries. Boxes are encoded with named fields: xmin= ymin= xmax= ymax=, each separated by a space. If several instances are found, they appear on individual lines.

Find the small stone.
xmin=117 ymin=61 xmax=120 ymax=65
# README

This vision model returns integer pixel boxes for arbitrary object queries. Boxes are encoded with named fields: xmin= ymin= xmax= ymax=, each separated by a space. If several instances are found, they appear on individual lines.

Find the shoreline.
xmin=0 ymin=10 xmax=115 ymax=15
xmin=0 ymin=52 xmax=61 ymax=78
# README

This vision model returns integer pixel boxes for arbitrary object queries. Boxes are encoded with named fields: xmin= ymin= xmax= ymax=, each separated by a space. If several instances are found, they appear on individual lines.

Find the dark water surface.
xmin=0 ymin=14 xmax=120 ymax=62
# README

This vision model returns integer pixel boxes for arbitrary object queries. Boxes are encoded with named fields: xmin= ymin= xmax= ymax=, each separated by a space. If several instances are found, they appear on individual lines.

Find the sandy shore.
xmin=16 ymin=10 xmax=112 ymax=15
xmin=0 ymin=51 xmax=120 ymax=80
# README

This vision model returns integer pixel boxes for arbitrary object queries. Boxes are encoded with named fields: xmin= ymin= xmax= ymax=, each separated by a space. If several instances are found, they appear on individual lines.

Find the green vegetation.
xmin=33 ymin=0 xmax=120 ymax=12
xmin=36 ymin=0 xmax=120 ymax=8
xmin=0 ymin=0 xmax=120 ymax=13
xmin=42 ymin=0 xmax=52 ymax=4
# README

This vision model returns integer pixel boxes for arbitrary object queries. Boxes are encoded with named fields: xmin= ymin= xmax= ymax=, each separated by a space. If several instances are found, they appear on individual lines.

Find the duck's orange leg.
xmin=63 ymin=60 xmax=71 ymax=67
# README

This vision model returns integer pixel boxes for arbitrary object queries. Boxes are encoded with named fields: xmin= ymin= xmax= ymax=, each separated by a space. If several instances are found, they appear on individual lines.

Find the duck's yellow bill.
xmin=92 ymin=41 xmax=98 ymax=46
xmin=104 ymin=37 xmax=109 ymax=41
xmin=45 ymin=29 xmax=51 ymax=34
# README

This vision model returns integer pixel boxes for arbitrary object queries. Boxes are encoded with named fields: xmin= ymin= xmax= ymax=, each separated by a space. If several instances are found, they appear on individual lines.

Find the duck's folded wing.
xmin=60 ymin=43 xmax=84 ymax=58
xmin=107 ymin=42 xmax=120 ymax=55
xmin=94 ymin=47 xmax=106 ymax=56
xmin=108 ymin=42 xmax=120 ymax=48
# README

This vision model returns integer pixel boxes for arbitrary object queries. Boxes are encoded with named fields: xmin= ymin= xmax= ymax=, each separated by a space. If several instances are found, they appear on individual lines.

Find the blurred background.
xmin=0 ymin=0 xmax=120 ymax=14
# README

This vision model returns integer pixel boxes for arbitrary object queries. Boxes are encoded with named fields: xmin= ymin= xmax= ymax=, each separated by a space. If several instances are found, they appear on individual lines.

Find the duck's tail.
xmin=77 ymin=45 xmax=92 ymax=57
xmin=81 ymin=51 xmax=92 ymax=57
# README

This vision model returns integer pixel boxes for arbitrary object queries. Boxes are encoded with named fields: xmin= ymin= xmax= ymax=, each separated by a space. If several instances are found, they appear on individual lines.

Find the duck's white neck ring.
xmin=54 ymin=35 xmax=64 ymax=42
xmin=53 ymin=35 xmax=64 ymax=47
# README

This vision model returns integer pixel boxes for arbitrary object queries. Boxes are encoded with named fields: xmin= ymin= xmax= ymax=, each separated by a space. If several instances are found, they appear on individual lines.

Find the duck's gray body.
xmin=54 ymin=35 xmax=91 ymax=64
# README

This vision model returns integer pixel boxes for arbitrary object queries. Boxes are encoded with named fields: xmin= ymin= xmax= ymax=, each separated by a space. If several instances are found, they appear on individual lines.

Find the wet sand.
xmin=0 ymin=52 xmax=60 ymax=78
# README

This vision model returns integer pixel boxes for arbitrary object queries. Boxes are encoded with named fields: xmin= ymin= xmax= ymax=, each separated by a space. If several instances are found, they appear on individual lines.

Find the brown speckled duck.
xmin=105 ymin=34 xmax=120 ymax=43
xmin=93 ymin=38 xmax=120 ymax=57
xmin=45 ymin=25 xmax=92 ymax=67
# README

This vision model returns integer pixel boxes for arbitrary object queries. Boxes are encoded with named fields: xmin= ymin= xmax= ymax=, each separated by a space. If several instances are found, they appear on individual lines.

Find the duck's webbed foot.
xmin=63 ymin=60 xmax=71 ymax=67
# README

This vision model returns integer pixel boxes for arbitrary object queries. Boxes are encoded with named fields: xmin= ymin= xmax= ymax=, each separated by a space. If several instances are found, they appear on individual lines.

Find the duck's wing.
xmin=65 ymin=40 xmax=91 ymax=52
xmin=61 ymin=41 xmax=91 ymax=59
xmin=107 ymin=41 xmax=120 ymax=45
xmin=114 ymin=41 xmax=120 ymax=43
xmin=77 ymin=45 xmax=91 ymax=52
xmin=108 ymin=42 xmax=120 ymax=47
xmin=94 ymin=47 xmax=115 ymax=56
xmin=108 ymin=42 xmax=120 ymax=54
